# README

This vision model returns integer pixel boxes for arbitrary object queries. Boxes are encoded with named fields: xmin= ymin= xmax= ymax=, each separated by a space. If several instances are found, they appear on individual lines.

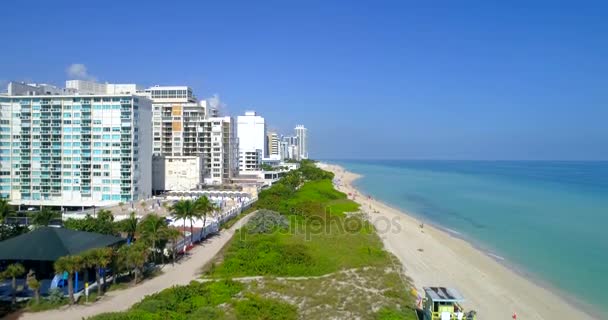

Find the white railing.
xmin=172 ymin=196 xmax=257 ymax=253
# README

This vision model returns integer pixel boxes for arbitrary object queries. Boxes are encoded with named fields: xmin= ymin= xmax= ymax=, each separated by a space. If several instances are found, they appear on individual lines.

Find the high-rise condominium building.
xmin=295 ymin=125 xmax=308 ymax=160
xmin=237 ymin=111 xmax=266 ymax=172
xmin=279 ymin=140 xmax=289 ymax=160
xmin=144 ymin=85 xmax=236 ymax=190
xmin=204 ymin=116 xmax=238 ymax=184
xmin=0 ymin=82 xmax=152 ymax=207
xmin=267 ymin=132 xmax=280 ymax=158
xmin=280 ymin=135 xmax=299 ymax=160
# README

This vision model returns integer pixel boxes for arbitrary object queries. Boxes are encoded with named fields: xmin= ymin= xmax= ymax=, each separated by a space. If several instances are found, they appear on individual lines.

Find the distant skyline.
xmin=1 ymin=0 xmax=607 ymax=160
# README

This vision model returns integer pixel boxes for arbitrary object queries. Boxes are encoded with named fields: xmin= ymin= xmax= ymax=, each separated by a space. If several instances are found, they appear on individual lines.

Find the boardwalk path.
xmin=19 ymin=214 xmax=253 ymax=320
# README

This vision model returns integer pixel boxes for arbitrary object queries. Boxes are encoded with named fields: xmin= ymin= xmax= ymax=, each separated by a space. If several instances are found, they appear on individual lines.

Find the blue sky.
xmin=1 ymin=0 xmax=607 ymax=160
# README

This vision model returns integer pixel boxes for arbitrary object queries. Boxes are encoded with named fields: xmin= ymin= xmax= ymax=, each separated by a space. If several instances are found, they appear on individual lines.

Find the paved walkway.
xmin=19 ymin=214 xmax=253 ymax=320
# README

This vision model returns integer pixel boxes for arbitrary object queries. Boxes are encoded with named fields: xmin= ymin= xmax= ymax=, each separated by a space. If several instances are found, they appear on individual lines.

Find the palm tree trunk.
xmin=190 ymin=220 xmax=194 ymax=244
xmin=183 ymin=218 xmax=187 ymax=247
xmin=133 ymin=268 xmax=138 ymax=285
xmin=96 ymin=268 xmax=102 ymax=296
xmin=203 ymin=214 xmax=207 ymax=238
xmin=11 ymin=277 xmax=16 ymax=305
xmin=34 ymin=289 xmax=40 ymax=304
xmin=152 ymin=237 xmax=156 ymax=262
xmin=172 ymin=244 xmax=176 ymax=266
xmin=68 ymin=276 xmax=75 ymax=304
xmin=102 ymin=268 xmax=107 ymax=292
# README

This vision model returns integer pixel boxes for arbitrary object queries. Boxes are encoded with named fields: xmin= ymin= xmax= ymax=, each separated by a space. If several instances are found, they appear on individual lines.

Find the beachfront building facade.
xmin=145 ymin=85 xmax=199 ymax=157
xmin=143 ymin=85 xmax=238 ymax=191
xmin=203 ymin=116 xmax=238 ymax=185
xmin=0 ymin=82 xmax=152 ymax=208
xmin=237 ymin=111 xmax=266 ymax=173
xmin=267 ymin=132 xmax=280 ymax=158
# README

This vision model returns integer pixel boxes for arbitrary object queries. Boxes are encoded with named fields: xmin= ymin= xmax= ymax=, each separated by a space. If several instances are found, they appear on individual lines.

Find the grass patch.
xmin=106 ymin=282 xmax=130 ymax=292
xmin=233 ymin=294 xmax=297 ymax=320
xmin=25 ymin=299 xmax=68 ymax=312
xmin=89 ymin=280 xmax=243 ymax=319
xmin=208 ymin=216 xmax=387 ymax=278
xmin=89 ymin=280 xmax=298 ymax=320
xmin=243 ymin=266 xmax=417 ymax=320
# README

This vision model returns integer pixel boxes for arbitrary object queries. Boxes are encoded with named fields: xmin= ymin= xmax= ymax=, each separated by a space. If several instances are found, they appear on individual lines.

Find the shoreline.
xmin=320 ymin=162 xmax=598 ymax=320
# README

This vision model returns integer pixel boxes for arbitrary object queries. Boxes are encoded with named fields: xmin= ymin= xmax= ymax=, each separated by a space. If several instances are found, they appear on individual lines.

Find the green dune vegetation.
xmin=89 ymin=160 xmax=416 ymax=320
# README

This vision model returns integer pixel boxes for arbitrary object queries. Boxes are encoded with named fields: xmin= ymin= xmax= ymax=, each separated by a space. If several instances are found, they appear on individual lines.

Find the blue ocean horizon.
xmin=327 ymin=159 xmax=608 ymax=313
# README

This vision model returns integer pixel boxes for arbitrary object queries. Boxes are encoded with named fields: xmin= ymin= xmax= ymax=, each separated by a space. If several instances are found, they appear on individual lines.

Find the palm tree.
xmin=137 ymin=214 xmax=167 ymax=263
xmin=26 ymin=270 xmax=41 ymax=305
xmin=97 ymin=209 xmax=114 ymax=223
xmin=111 ymin=248 xmax=127 ymax=286
xmin=54 ymin=255 xmax=84 ymax=304
xmin=121 ymin=212 xmax=138 ymax=243
xmin=171 ymin=200 xmax=197 ymax=244
xmin=31 ymin=206 xmax=60 ymax=227
xmin=98 ymin=248 xmax=113 ymax=292
xmin=86 ymin=247 xmax=113 ymax=296
xmin=125 ymin=243 xmax=148 ymax=285
xmin=163 ymin=227 xmax=182 ymax=265
xmin=3 ymin=263 xmax=25 ymax=305
xmin=80 ymin=251 xmax=95 ymax=294
xmin=0 ymin=198 xmax=13 ymax=224
xmin=195 ymin=196 xmax=218 ymax=233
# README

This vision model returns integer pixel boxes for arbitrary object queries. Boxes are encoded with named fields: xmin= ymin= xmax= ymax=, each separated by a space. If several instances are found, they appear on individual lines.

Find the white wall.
xmin=164 ymin=156 xmax=203 ymax=191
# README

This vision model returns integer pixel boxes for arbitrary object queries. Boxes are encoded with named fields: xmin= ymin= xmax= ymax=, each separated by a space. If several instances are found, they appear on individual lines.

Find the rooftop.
xmin=0 ymin=227 xmax=125 ymax=262
xmin=423 ymin=287 xmax=466 ymax=303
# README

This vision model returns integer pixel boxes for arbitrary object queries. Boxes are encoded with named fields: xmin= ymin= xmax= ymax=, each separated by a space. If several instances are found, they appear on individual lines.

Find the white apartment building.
xmin=0 ymin=82 xmax=152 ymax=208
xmin=237 ymin=111 xmax=266 ymax=172
xmin=267 ymin=132 xmax=280 ymax=157
xmin=204 ymin=116 xmax=238 ymax=185
xmin=279 ymin=140 xmax=290 ymax=160
xmin=295 ymin=125 xmax=308 ymax=160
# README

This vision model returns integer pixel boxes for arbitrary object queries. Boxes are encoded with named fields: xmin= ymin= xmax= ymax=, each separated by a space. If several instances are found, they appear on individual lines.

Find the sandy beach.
xmin=320 ymin=163 xmax=596 ymax=320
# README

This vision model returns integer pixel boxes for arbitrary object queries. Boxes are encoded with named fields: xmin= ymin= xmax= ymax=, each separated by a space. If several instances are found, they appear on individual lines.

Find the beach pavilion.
xmin=0 ymin=227 xmax=125 ymax=300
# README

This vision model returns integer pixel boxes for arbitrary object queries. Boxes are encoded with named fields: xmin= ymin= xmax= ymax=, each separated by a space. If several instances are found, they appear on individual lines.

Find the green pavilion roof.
xmin=0 ymin=227 xmax=124 ymax=261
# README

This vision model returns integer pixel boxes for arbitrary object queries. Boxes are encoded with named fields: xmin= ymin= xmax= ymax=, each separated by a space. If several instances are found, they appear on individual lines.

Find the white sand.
xmin=18 ymin=214 xmax=253 ymax=320
xmin=321 ymin=163 xmax=596 ymax=320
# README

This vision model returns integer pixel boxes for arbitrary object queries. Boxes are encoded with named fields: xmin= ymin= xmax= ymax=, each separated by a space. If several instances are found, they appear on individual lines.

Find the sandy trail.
xmin=320 ymin=163 xmax=596 ymax=320
xmin=18 ymin=214 xmax=253 ymax=320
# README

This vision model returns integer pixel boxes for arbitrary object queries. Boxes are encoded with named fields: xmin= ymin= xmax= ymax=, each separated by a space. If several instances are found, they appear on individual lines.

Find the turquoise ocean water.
xmin=329 ymin=160 xmax=608 ymax=313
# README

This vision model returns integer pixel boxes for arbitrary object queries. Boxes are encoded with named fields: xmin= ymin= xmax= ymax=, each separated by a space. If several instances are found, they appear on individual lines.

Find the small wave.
xmin=487 ymin=252 xmax=505 ymax=261
xmin=441 ymin=227 xmax=462 ymax=236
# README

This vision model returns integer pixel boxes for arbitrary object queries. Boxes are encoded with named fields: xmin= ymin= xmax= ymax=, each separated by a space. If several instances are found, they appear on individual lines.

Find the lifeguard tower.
xmin=417 ymin=287 xmax=476 ymax=320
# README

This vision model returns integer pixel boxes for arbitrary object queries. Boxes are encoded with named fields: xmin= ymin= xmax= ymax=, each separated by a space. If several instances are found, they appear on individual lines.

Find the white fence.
xmin=172 ymin=197 xmax=257 ymax=253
